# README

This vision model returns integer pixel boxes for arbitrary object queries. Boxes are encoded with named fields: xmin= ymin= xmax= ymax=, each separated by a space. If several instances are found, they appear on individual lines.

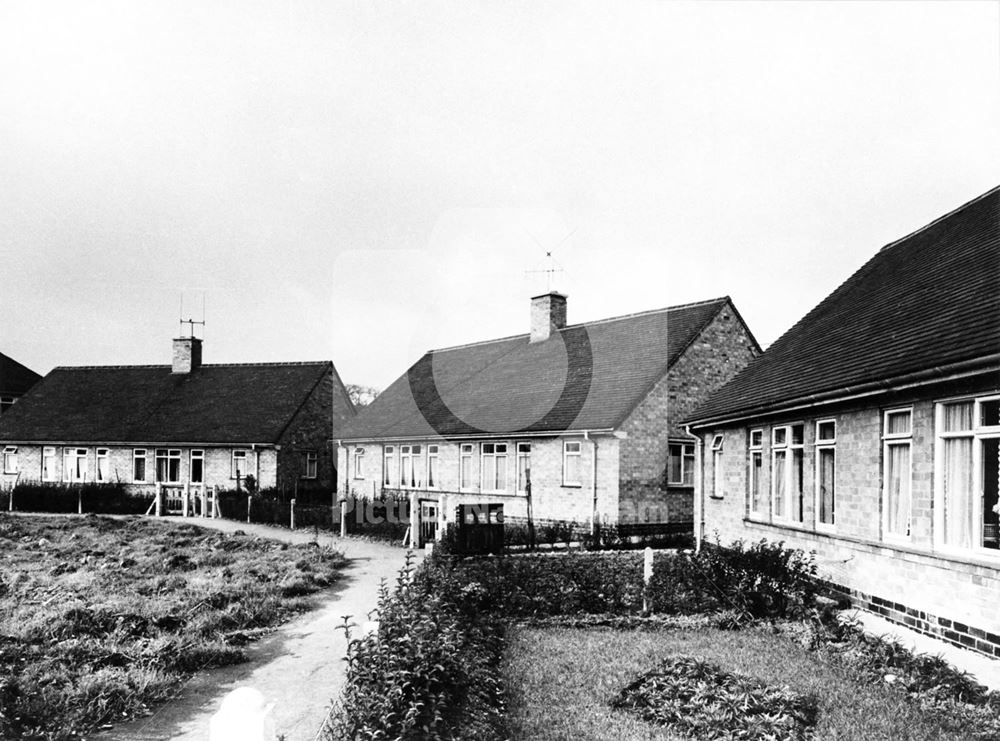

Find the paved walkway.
xmin=91 ymin=517 xmax=418 ymax=741
xmin=846 ymin=608 xmax=1000 ymax=692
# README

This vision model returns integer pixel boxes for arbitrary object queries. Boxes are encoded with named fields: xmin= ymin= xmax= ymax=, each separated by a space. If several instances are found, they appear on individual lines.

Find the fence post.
xmin=246 ymin=495 xmax=252 ymax=524
xmin=7 ymin=487 xmax=11 ymax=512
xmin=290 ymin=498 xmax=296 ymax=530
xmin=182 ymin=483 xmax=189 ymax=517
xmin=409 ymin=491 xmax=419 ymax=549
xmin=77 ymin=488 xmax=83 ymax=515
xmin=155 ymin=483 xmax=162 ymax=517
xmin=643 ymin=546 xmax=654 ymax=615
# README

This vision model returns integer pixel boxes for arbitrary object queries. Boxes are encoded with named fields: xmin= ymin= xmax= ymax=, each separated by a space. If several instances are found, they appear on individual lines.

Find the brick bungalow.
xmin=0 ymin=336 xmax=355 ymax=497
xmin=684 ymin=185 xmax=1000 ymax=657
xmin=337 ymin=292 xmax=760 ymax=541
xmin=0 ymin=351 xmax=42 ymax=415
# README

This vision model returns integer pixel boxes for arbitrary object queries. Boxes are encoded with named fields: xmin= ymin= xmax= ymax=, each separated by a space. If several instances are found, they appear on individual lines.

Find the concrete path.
xmin=93 ymin=518 xmax=418 ymax=741
xmin=847 ymin=609 xmax=1000 ymax=692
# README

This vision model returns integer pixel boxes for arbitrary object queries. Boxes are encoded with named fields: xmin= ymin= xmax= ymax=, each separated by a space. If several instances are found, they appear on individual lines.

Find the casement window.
xmin=815 ymin=420 xmax=836 ymax=529
xmin=42 ymin=446 xmax=58 ymax=481
xmin=232 ymin=449 xmax=249 ymax=480
xmin=883 ymin=409 xmax=912 ymax=539
xmin=772 ymin=424 xmax=804 ymax=521
xmin=400 ymin=445 xmax=423 ymax=488
xmin=2 ymin=446 xmax=18 ymax=474
xmin=156 ymin=449 xmax=182 ymax=484
xmin=516 ymin=443 xmax=531 ymax=493
xmin=481 ymin=443 xmax=508 ymax=492
xmin=460 ymin=444 xmax=474 ymax=490
xmin=563 ymin=441 xmax=582 ymax=487
xmin=710 ymin=435 xmax=725 ymax=499
xmin=748 ymin=429 xmax=764 ymax=516
xmin=96 ymin=448 xmax=110 ymax=482
xmin=382 ymin=446 xmax=396 ymax=487
xmin=64 ymin=448 xmax=88 ymax=482
xmin=427 ymin=445 xmax=439 ymax=488
xmin=190 ymin=450 xmax=205 ymax=484
xmin=0 ymin=396 xmax=14 ymax=414
xmin=353 ymin=448 xmax=365 ymax=479
xmin=133 ymin=449 xmax=148 ymax=483
xmin=302 ymin=450 xmax=318 ymax=480
xmin=935 ymin=396 xmax=1000 ymax=552
xmin=667 ymin=443 xmax=695 ymax=486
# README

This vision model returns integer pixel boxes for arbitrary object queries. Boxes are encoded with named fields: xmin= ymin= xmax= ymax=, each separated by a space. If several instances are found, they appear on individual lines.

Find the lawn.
xmin=0 ymin=513 xmax=347 ymax=741
xmin=504 ymin=626 xmax=978 ymax=741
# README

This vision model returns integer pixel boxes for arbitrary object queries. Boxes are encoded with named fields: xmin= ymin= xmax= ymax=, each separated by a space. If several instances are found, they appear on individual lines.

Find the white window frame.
xmin=563 ymin=440 xmax=582 ymax=487
xmin=156 ymin=448 xmax=182 ymax=484
xmin=882 ymin=407 xmax=913 ymax=541
xmin=64 ymin=447 xmax=89 ymax=483
xmin=815 ymin=419 xmax=836 ymax=531
xmin=2 ymin=446 xmax=18 ymax=475
xmin=96 ymin=448 xmax=110 ymax=482
xmin=133 ymin=448 xmax=148 ymax=483
xmin=302 ymin=450 xmax=318 ymax=480
xmin=353 ymin=448 xmax=365 ymax=479
xmin=232 ymin=449 xmax=249 ymax=480
xmin=710 ymin=435 xmax=724 ymax=499
xmin=934 ymin=394 xmax=1000 ymax=556
xmin=516 ymin=442 xmax=531 ymax=493
xmin=771 ymin=424 xmax=805 ymax=521
xmin=748 ymin=429 xmax=764 ymax=517
xmin=427 ymin=445 xmax=439 ymax=489
xmin=382 ymin=445 xmax=396 ymax=488
xmin=460 ymin=443 xmax=475 ymax=491
xmin=42 ymin=446 xmax=58 ymax=481
xmin=481 ymin=442 xmax=509 ymax=493
xmin=400 ymin=445 xmax=423 ymax=488
xmin=190 ymin=449 xmax=205 ymax=484
xmin=667 ymin=442 xmax=696 ymax=487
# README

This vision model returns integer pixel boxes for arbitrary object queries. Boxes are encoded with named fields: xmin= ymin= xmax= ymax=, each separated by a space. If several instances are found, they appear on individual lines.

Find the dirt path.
xmin=90 ymin=517 xmax=418 ymax=741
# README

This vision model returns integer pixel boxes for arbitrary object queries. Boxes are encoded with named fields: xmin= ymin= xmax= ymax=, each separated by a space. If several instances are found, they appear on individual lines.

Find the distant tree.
xmin=346 ymin=384 xmax=380 ymax=408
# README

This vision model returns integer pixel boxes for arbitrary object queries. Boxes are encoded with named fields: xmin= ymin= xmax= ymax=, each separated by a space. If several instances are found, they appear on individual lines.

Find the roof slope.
xmin=688 ymin=186 xmax=1000 ymax=425
xmin=341 ymin=297 xmax=732 ymax=440
xmin=0 ymin=352 xmax=42 ymax=396
xmin=0 ymin=362 xmax=337 ymax=444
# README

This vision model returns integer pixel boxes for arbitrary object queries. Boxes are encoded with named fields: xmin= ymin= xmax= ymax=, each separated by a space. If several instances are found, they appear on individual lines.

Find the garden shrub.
xmin=5 ymin=482 xmax=152 ymax=515
xmin=611 ymin=656 xmax=819 ymax=740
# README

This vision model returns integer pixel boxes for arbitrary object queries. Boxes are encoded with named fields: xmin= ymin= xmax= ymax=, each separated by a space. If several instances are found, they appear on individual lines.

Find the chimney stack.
xmin=172 ymin=337 xmax=203 ymax=374
xmin=530 ymin=292 xmax=567 ymax=343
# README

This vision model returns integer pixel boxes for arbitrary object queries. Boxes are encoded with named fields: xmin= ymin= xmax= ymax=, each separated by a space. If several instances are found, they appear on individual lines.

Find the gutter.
xmin=686 ymin=357 xmax=1000 ymax=430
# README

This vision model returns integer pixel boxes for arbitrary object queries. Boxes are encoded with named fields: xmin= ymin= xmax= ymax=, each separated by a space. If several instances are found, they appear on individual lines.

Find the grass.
xmin=0 ymin=513 xmax=347 ymax=741
xmin=503 ymin=626 xmax=981 ymax=740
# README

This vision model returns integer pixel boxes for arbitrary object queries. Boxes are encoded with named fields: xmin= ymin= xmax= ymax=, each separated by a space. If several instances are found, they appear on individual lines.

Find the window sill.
xmin=562 ymin=483 xmax=583 ymax=489
xmin=708 ymin=494 xmax=725 ymax=500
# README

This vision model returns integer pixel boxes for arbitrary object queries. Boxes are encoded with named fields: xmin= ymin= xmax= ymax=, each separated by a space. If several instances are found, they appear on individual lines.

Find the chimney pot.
xmin=172 ymin=337 xmax=203 ymax=374
xmin=530 ymin=292 xmax=567 ymax=343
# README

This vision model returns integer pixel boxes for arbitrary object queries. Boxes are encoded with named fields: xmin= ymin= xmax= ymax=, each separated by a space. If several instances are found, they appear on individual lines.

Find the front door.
xmin=419 ymin=499 xmax=439 ymax=546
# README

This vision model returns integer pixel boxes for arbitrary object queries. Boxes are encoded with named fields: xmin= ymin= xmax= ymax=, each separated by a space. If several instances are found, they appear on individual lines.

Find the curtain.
xmin=773 ymin=451 xmax=786 ymax=517
xmin=943 ymin=437 xmax=974 ymax=548
xmin=944 ymin=402 xmax=974 ymax=432
xmin=751 ymin=453 xmax=763 ymax=513
xmin=886 ymin=443 xmax=910 ymax=535
xmin=819 ymin=448 xmax=835 ymax=525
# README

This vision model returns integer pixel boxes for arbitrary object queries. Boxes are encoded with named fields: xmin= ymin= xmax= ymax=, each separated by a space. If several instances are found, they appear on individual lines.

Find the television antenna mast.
xmin=179 ymin=293 xmax=206 ymax=339
xmin=524 ymin=227 xmax=575 ymax=292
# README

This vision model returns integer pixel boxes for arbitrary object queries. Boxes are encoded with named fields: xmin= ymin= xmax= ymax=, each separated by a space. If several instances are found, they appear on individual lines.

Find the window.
xmin=400 ymin=445 xmax=422 ymax=488
xmin=353 ymin=448 xmax=365 ymax=479
xmin=133 ymin=449 xmax=148 ymax=483
xmin=481 ymin=443 xmax=508 ymax=492
xmin=668 ymin=443 xmax=695 ymax=486
xmin=460 ymin=444 xmax=474 ymax=489
xmin=190 ymin=450 xmax=205 ymax=483
xmin=815 ymin=420 xmax=836 ymax=529
xmin=42 ymin=446 xmax=57 ymax=481
xmin=382 ymin=446 xmax=396 ymax=487
xmin=936 ymin=396 xmax=1000 ymax=552
xmin=302 ymin=450 xmax=318 ymax=479
xmin=427 ymin=445 xmax=439 ymax=488
xmin=96 ymin=448 xmax=110 ymax=482
xmin=711 ymin=435 xmax=724 ymax=499
xmin=0 ymin=396 xmax=14 ymax=414
xmin=156 ymin=449 xmax=182 ymax=484
xmin=64 ymin=448 xmax=88 ymax=482
xmin=2 ymin=446 xmax=17 ymax=474
xmin=748 ymin=429 xmax=764 ymax=516
xmin=883 ymin=408 xmax=912 ymax=539
xmin=771 ymin=424 xmax=804 ymax=521
xmin=517 ymin=443 xmax=531 ymax=492
xmin=563 ymin=441 xmax=582 ymax=486
xmin=232 ymin=449 xmax=249 ymax=480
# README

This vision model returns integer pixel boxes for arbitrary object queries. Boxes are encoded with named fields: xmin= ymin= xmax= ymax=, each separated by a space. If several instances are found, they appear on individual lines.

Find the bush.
xmin=4 ymin=482 xmax=152 ymax=515
xmin=612 ymin=656 xmax=819 ymax=740
xmin=340 ymin=492 xmax=409 ymax=543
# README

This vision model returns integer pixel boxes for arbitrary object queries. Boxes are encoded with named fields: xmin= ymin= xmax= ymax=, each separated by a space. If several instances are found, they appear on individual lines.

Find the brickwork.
xmin=697 ymin=376 xmax=1000 ymax=655
xmin=277 ymin=365 xmax=338 ymax=493
xmin=619 ymin=303 xmax=758 ymax=524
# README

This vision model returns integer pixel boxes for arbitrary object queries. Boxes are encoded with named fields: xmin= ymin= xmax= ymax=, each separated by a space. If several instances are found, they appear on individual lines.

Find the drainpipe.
xmin=687 ymin=424 xmax=704 ymax=552
xmin=586 ymin=431 xmax=599 ymax=538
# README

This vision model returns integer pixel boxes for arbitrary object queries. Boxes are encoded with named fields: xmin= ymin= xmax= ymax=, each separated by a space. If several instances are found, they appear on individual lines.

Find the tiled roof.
xmin=340 ymin=297 xmax=735 ymax=440
xmin=686 ymin=185 xmax=1000 ymax=425
xmin=0 ymin=361 xmax=349 ymax=444
xmin=0 ymin=352 xmax=42 ymax=396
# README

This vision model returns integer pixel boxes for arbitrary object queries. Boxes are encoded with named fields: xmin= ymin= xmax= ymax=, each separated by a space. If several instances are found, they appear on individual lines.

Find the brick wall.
xmin=277 ymin=364 xmax=342 ymax=494
xmin=618 ymin=302 xmax=759 ymax=524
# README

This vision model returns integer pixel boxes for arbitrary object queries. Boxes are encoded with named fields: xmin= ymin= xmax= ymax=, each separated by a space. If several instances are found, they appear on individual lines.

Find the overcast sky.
xmin=1 ymin=1 xmax=998 ymax=391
